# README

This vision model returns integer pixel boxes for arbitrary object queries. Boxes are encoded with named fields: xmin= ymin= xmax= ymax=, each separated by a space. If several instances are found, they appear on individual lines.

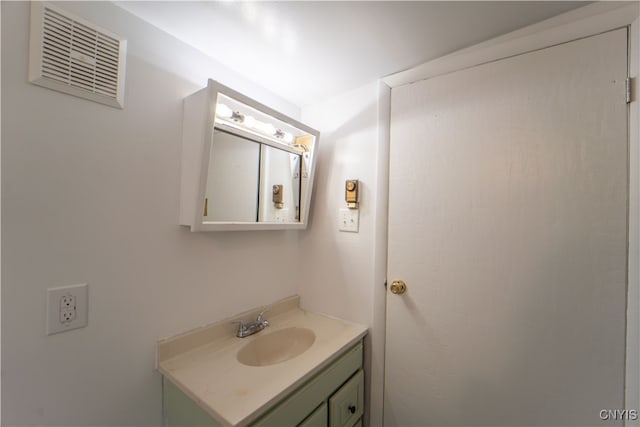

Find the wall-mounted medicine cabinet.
xmin=179 ymin=79 xmax=320 ymax=231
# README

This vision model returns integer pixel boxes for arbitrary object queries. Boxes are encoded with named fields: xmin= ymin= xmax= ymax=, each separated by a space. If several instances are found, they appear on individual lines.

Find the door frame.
xmin=380 ymin=2 xmax=640 ymax=423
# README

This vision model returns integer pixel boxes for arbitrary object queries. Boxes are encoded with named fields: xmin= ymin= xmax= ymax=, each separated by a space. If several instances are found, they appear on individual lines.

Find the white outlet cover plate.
xmin=47 ymin=283 xmax=88 ymax=335
xmin=339 ymin=208 xmax=359 ymax=233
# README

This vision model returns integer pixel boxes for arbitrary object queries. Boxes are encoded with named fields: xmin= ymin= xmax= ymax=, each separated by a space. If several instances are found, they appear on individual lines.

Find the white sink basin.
xmin=237 ymin=327 xmax=316 ymax=367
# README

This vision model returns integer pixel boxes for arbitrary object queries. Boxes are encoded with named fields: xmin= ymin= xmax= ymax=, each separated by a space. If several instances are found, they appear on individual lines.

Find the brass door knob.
xmin=390 ymin=280 xmax=407 ymax=295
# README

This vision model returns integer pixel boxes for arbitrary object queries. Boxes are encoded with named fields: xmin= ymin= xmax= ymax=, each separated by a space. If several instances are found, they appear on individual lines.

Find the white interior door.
xmin=385 ymin=28 xmax=628 ymax=426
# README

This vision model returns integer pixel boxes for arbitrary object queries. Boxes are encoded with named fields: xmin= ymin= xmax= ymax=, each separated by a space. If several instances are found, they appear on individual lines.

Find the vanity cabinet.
xmin=163 ymin=341 xmax=364 ymax=427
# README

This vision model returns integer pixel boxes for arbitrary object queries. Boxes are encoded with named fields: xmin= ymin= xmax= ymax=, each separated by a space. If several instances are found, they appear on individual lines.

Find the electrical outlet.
xmin=59 ymin=294 xmax=76 ymax=323
xmin=47 ymin=283 xmax=88 ymax=335
xmin=60 ymin=309 xmax=76 ymax=323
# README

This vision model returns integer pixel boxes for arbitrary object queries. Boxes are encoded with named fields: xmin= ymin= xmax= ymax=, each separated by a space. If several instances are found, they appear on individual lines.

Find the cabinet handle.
xmin=348 ymin=405 xmax=356 ymax=414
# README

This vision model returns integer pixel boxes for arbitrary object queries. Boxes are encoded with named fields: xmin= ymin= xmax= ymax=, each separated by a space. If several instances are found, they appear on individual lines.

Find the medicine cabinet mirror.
xmin=179 ymin=79 xmax=320 ymax=231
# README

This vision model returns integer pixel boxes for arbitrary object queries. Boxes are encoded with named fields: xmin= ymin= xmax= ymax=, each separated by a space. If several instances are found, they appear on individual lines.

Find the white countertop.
xmin=157 ymin=296 xmax=368 ymax=426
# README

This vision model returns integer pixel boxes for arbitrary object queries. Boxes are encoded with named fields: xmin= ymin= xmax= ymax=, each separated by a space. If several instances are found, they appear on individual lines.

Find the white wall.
xmin=300 ymin=81 xmax=390 ymax=427
xmin=1 ymin=2 xmax=303 ymax=425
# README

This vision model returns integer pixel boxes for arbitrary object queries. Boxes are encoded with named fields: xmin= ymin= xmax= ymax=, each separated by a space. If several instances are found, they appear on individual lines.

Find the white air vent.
xmin=29 ymin=2 xmax=127 ymax=109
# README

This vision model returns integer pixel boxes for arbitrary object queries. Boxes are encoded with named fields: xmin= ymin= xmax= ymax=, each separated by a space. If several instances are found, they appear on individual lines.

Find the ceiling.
xmin=117 ymin=1 xmax=589 ymax=108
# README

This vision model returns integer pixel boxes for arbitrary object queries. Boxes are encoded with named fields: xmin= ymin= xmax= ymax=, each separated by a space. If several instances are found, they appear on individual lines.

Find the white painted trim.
xmin=369 ymin=81 xmax=391 ymax=427
xmin=383 ymin=2 xmax=639 ymax=88
xmin=1 ymin=1 xmax=3 ymax=423
xmin=627 ymin=16 xmax=640 ymax=427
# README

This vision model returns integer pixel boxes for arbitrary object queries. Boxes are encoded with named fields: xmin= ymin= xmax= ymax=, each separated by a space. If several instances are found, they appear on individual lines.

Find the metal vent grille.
xmin=29 ymin=2 xmax=127 ymax=108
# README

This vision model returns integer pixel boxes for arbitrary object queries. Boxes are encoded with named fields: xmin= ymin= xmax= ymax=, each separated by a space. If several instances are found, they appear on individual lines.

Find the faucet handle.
xmin=232 ymin=319 xmax=245 ymax=331
xmin=256 ymin=310 xmax=270 ymax=327
xmin=232 ymin=320 xmax=249 ymax=338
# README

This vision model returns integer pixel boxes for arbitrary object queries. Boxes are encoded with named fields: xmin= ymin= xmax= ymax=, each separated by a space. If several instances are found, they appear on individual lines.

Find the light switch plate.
xmin=47 ymin=283 xmax=88 ymax=335
xmin=339 ymin=208 xmax=359 ymax=233
xmin=275 ymin=208 xmax=290 ymax=223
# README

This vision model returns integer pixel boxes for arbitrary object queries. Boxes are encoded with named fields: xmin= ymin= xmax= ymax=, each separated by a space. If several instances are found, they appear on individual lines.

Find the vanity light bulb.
xmin=216 ymin=103 xmax=233 ymax=119
xmin=252 ymin=120 xmax=267 ymax=134
xmin=244 ymin=115 xmax=256 ymax=128
xmin=260 ymin=123 xmax=276 ymax=135
xmin=283 ymin=132 xmax=294 ymax=143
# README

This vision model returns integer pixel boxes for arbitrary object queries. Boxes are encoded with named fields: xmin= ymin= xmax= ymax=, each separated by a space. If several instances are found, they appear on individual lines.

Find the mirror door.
xmin=205 ymin=129 xmax=260 ymax=222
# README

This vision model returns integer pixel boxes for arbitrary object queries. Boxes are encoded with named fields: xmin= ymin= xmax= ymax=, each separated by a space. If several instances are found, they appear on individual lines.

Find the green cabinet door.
xmin=328 ymin=370 xmax=364 ymax=427
xmin=299 ymin=402 xmax=327 ymax=427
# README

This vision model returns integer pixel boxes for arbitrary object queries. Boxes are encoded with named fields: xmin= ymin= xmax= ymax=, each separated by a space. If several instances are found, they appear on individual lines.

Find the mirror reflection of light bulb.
xmin=244 ymin=115 xmax=256 ymax=128
xmin=215 ymin=103 xmax=232 ymax=119
xmin=256 ymin=122 xmax=276 ymax=135
xmin=253 ymin=121 xmax=265 ymax=133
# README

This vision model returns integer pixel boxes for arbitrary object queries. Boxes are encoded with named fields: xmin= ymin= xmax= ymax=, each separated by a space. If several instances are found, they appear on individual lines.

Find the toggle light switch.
xmin=339 ymin=208 xmax=359 ymax=233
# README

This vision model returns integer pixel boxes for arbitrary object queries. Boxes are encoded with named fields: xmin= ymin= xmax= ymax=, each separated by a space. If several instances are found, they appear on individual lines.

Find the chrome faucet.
xmin=234 ymin=310 xmax=270 ymax=338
